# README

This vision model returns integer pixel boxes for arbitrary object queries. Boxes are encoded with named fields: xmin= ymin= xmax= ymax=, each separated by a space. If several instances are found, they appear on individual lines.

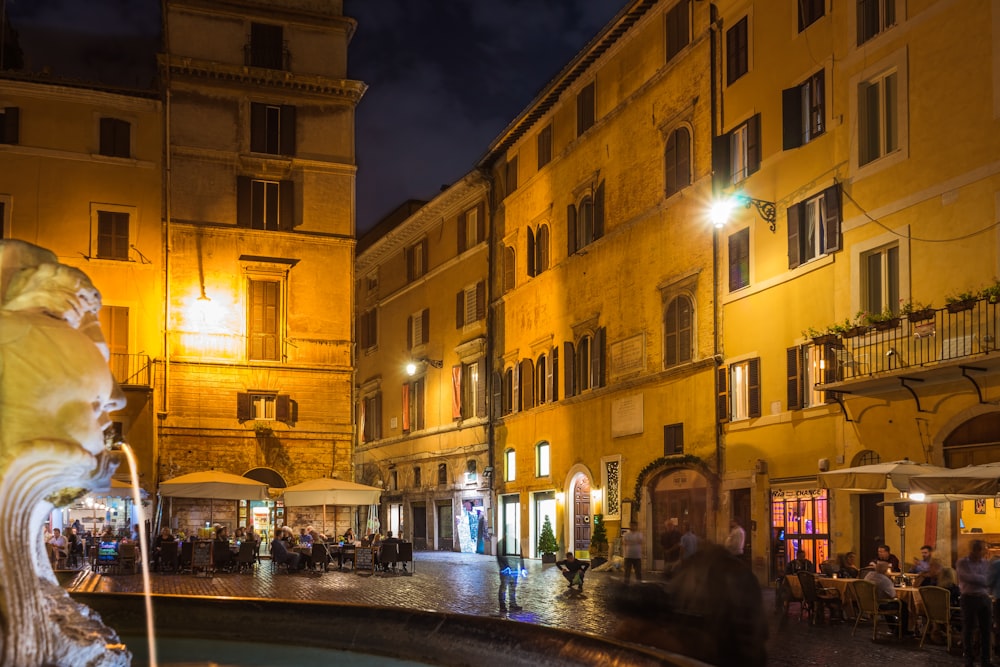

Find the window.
xmin=788 ymin=185 xmax=841 ymax=268
xmin=863 ymin=243 xmax=899 ymax=317
xmin=782 ymin=70 xmax=825 ymax=150
xmin=666 ymin=0 xmax=690 ymax=61
xmin=390 ymin=470 xmax=398 ymax=491
xmin=858 ymin=69 xmax=898 ymax=166
xmin=771 ymin=489 xmax=829 ymax=574
xmin=248 ymin=279 xmax=281 ymax=361
xmin=798 ymin=0 xmax=825 ymax=31
xmin=250 ymin=102 xmax=295 ymax=156
xmin=237 ymin=177 xmax=294 ymax=230
xmin=726 ymin=16 xmax=749 ymax=85
xmin=504 ymin=449 xmax=516 ymax=482
xmin=502 ymin=246 xmax=515 ymax=292
xmin=563 ymin=328 xmax=606 ymax=397
xmin=236 ymin=391 xmax=291 ymax=421
xmin=96 ymin=210 xmax=130 ymax=260
xmin=407 ymin=308 xmax=429 ymax=349
xmin=466 ymin=460 xmax=478 ymax=484
xmin=664 ymin=295 xmax=692 ymax=367
xmin=0 ymin=106 xmax=19 ymax=144
xmin=506 ymin=155 xmax=518 ymax=195
xmin=518 ymin=358 xmax=534 ymax=409
xmin=537 ymin=124 xmax=552 ymax=169
xmin=359 ymin=308 xmax=378 ymax=350
xmin=249 ymin=22 xmax=285 ymax=69
xmin=460 ymin=358 xmax=486 ymax=419
xmin=413 ymin=466 xmax=421 ymax=488
xmin=728 ymin=228 xmax=750 ymax=291
xmin=406 ymin=239 xmax=428 ymax=281
xmin=361 ymin=392 xmax=382 ymax=442
xmin=567 ymin=183 xmax=605 ymax=255
xmin=664 ymin=127 xmax=691 ymax=196
xmin=713 ymin=114 xmax=761 ymax=187
xmin=99 ymin=305 xmax=129 ymax=379
xmin=456 ymin=282 xmax=485 ymax=327
xmin=437 ymin=463 xmax=447 ymax=486
xmin=402 ymin=377 xmax=425 ymax=432
xmin=787 ymin=344 xmax=835 ymax=410
xmin=857 ymin=0 xmax=896 ymax=45
xmin=576 ymin=81 xmax=596 ymax=136
xmin=663 ymin=423 xmax=684 ymax=455
xmin=527 ymin=224 xmax=550 ymax=276
xmin=99 ymin=117 xmax=130 ymax=158
xmin=502 ymin=367 xmax=513 ymax=415
xmin=536 ymin=442 xmax=550 ymax=477
xmin=458 ymin=204 xmax=484 ymax=253
xmin=717 ymin=358 xmax=760 ymax=422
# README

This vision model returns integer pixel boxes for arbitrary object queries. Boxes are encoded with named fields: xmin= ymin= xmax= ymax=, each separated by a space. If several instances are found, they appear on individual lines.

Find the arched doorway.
xmin=243 ymin=467 xmax=284 ymax=546
xmin=650 ymin=468 xmax=708 ymax=560
xmin=943 ymin=412 xmax=1000 ymax=554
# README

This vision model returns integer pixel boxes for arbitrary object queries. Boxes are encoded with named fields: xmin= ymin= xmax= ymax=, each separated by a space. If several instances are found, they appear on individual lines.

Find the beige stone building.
xmin=159 ymin=0 xmax=364 ymax=536
xmin=354 ymin=173 xmax=492 ymax=550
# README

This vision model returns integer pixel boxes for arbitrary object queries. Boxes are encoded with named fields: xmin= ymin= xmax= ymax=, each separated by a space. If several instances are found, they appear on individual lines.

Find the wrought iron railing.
xmin=243 ymin=42 xmax=290 ymax=70
xmin=827 ymin=298 xmax=998 ymax=382
xmin=110 ymin=353 xmax=152 ymax=387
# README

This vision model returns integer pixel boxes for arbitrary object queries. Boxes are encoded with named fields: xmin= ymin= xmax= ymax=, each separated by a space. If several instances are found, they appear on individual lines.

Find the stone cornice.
xmin=160 ymin=55 xmax=366 ymax=103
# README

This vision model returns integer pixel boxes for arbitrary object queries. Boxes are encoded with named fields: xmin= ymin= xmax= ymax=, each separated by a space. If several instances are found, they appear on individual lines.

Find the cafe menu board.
xmin=191 ymin=540 xmax=213 ymax=573
xmin=355 ymin=546 xmax=375 ymax=574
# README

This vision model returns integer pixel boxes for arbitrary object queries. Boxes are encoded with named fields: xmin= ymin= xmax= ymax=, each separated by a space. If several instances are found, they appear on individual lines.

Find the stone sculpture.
xmin=0 ymin=240 xmax=130 ymax=666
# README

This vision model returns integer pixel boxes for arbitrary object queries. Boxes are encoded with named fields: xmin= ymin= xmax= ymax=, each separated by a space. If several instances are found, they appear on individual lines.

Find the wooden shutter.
xmin=421 ymin=308 xmax=430 ymax=344
xmin=748 ymin=357 xmax=761 ymax=418
xmin=747 ymin=114 xmax=761 ymax=176
xmin=594 ymin=182 xmax=605 ymax=240
xmin=2 ymin=107 xmax=19 ymax=144
xmin=567 ymin=204 xmax=577 ymax=255
xmin=457 ymin=210 xmax=467 ymax=253
xmin=249 ymin=280 xmax=279 ymax=361
xmin=594 ymin=326 xmax=606 ymax=388
xmin=280 ymin=105 xmax=296 ymax=156
xmin=823 ymin=184 xmax=842 ymax=252
xmin=538 ymin=225 xmax=550 ymax=271
xmin=421 ymin=241 xmax=429 ymax=276
xmin=726 ymin=23 xmax=740 ymax=85
xmin=787 ymin=202 xmax=802 ymax=269
xmin=477 ymin=358 xmax=488 ymax=418
xmin=782 ymin=85 xmax=803 ymax=150
xmin=512 ymin=364 xmax=520 ymax=413
xmin=406 ymin=315 xmax=413 ymax=349
xmin=475 ymin=281 xmax=486 ymax=320
xmin=526 ymin=227 xmax=536 ymax=276
xmin=551 ymin=346 xmax=559 ymax=401
xmin=455 ymin=291 xmax=464 ymax=329
xmin=712 ymin=134 xmax=731 ymax=191
xmin=520 ymin=359 xmax=534 ymax=408
xmin=236 ymin=392 xmax=251 ymax=421
xmin=401 ymin=384 xmax=410 ymax=432
xmin=99 ymin=117 xmax=115 ymax=155
xmin=237 ymin=176 xmax=251 ymax=227
xmin=563 ymin=341 xmax=576 ymax=398
xmin=503 ymin=246 xmax=515 ymax=292
xmin=279 ymin=180 xmax=295 ymax=229
xmin=275 ymin=394 xmax=291 ymax=422
xmin=250 ymin=103 xmax=267 ymax=152
xmin=476 ymin=202 xmax=486 ymax=242
xmin=717 ymin=366 xmax=729 ymax=423
xmin=786 ymin=347 xmax=802 ymax=410
xmin=359 ymin=311 xmax=369 ymax=348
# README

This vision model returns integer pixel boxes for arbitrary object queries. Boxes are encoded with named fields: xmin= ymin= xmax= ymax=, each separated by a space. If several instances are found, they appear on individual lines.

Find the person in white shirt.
xmin=47 ymin=528 xmax=68 ymax=565
xmin=622 ymin=520 xmax=644 ymax=584
xmin=725 ymin=519 xmax=746 ymax=557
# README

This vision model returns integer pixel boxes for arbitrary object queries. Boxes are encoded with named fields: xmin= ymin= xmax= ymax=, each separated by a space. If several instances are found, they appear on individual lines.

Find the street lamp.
xmin=406 ymin=357 xmax=443 ymax=376
xmin=709 ymin=193 xmax=778 ymax=232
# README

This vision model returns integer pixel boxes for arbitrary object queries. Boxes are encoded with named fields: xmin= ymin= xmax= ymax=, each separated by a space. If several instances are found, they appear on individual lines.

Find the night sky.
xmin=4 ymin=0 xmax=629 ymax=233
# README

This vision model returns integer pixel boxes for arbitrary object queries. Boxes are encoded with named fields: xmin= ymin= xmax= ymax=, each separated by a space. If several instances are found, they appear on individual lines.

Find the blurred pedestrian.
xmin=622 ymin=520 xmax=644 ymax=584
xmin=496 ymin=537 xmax=522 ymax=613
xmin=957 ymin=539 xmax=991 ymax=667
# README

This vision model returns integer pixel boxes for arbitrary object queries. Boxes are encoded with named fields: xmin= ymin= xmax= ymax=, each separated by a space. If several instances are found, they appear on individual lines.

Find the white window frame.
xmin=463 ymin=360 xmax=480 ymax=417
xmin=730 ymin=122 xmax=749 ymax=184
xmin=536 ymin=442 xmax=550 ymax=478
xmin=250 ymin=393 xmax=277 ymax=420
xmin=465 ymin=208 xmax=479 ymax=247
xmin=802 ymin=193 xmax=825 ymax=263
xmin=90 ymin=203 xmax=137 ymax=262
xmin=804 ymin=345 xmax=826 ymax=408
xmin=850 ymin=49 xmax=908 ymax=177
xmin=854 ymin=0 xmax=897 ymax=46
xmin=849 ymin=226 xmax=911 ymax=321
xmin=505 ymin=448 xmax=516 ymax=482
xmin=862 ymin=242 xmax=900 ymax=316
xmin=730 ymin=360 xmax=752 ymax=421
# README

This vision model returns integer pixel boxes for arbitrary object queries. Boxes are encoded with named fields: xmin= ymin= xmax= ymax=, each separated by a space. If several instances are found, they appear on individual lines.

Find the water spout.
xmin=121 ymin=443 xmax=157 ymax=667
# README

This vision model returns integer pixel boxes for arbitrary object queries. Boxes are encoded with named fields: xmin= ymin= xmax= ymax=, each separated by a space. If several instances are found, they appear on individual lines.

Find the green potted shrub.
xmin=589 ymin=513 xmax=608 ymax=559
xmin=980 ymin=279 xmax=1000 ymax=304
xmin=946 ymin=290 xmax=978 ymax=313
xmin=864 ymin=306 xmax=901 ymax=331
xmin=537 ymin=514 xmax=559 ymax=563
xmin=900 ymin=299 xmax=934 ymax=323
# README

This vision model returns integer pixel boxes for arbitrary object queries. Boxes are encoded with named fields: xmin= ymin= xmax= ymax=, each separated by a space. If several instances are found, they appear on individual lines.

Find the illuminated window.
xmin=787 ymin=345 xmax=836 ymax=410
xmin=536 ymin=442 xmax=550 ymax=477
xmin=718 ymin=358 xmax=760 ymax=422
xmin=505 ymin=449 xmax=516 ymax=482
xmin=460 ymin=358 xmax=486 ymax=419
xmin=771 ymin=489 xmax=829 ymax=574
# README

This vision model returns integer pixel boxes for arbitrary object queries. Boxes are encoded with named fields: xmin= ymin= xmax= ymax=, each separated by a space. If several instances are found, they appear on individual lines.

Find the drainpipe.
xmin=483 ymin=169 xmax=497 ymax=557
xmin=709 ymin=3 xmax=724 ymax=481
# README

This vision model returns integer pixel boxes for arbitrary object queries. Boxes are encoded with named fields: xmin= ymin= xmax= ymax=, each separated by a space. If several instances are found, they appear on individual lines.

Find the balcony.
xmin=110 ymin=353 xmax=152 ymax=388
xmin=817 ymin=298 xmax=1000 ymax=399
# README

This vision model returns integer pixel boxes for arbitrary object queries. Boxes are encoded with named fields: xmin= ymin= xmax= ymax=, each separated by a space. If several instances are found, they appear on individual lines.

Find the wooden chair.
xmin=850 ymin=579 xmax=903 ymax=640
xmin=919 ymin=585 xmax=955 ymax=651
xmin=234 ymin=541 xmax=257 ymax=573
xmin=797 ymin=572 xmax=844 ymax=624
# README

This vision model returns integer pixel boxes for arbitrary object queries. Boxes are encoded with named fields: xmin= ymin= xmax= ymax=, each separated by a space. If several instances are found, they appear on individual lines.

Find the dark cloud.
xmin=7 ymin=0 xmax=160 ymax=36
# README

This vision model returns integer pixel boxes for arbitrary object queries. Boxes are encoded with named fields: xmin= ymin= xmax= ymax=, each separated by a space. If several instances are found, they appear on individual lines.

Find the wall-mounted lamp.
xmin=709 ymin=193 xmax=778 ymax=232
xmin=405 ymin=357 xmax=444 ymax=376
xmin=555 ymin=492 xmax=566 ymax=504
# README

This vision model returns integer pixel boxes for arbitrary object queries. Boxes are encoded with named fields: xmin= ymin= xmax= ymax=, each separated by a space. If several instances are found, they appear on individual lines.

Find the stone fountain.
xmin=0 ymin=240 xmax=130 ymax=666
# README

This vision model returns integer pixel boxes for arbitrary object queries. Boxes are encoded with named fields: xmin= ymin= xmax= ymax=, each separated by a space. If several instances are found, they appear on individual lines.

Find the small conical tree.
xmin=590 ymin=513 xmax=608 ymax=556
xmin=537 ymin=514 xmax=559 ymax=555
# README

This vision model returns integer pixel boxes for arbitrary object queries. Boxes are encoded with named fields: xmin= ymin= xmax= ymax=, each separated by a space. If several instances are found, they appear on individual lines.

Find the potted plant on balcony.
xmin=864 ymin=307 xmax=901 ymax=332
xmin=840 ymin=312 xmax=870 ymax=339
xmin=980 ymin=279 xmax=1000 ymax=304
xmin=900 ymin=299 xmax=935 ymax=323
xmin=804 ymin=326 xmax=840 ymax=347
xmin=537 ymin=514 xmax=558 ymax=564
xmin=946 ymin=290 xmax=978 ymax=313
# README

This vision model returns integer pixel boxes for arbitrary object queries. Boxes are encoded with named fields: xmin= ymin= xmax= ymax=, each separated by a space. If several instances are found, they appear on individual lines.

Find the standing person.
xmin=680 ymin=523 xmax=699 ymax=559
xmin=496 ymin=538 xmax=522 ymax=613
xmin=660 ymin=519 xmax=681 ymax=568
xmin=725 ymin=518 xmax=746 ymax=557
xmin=622 ymin=520 xmax=644 ymax=584
xmin=556 ymin=552 xmax=590 ymax=590
xmin=957 ymin=539 xmax=992 ymax=667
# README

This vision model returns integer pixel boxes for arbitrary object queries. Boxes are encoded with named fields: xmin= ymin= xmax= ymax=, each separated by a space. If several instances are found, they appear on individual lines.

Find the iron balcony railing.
xmin=824 ymin=298 xmax=998 ymax=383
xmin=110 ymin=353 xmax=152 ymax=388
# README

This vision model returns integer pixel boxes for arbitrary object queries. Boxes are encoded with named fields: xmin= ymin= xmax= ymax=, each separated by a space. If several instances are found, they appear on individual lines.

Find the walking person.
xmin=622 ymin=520 xmax=644 ymax=584
xmin=496 ymin=537 xmax=522 ymax=613
xmin=725 ymin=518 xmax=746 ymax=558
xmin=957 ymin=539 xmax=993 ymax=667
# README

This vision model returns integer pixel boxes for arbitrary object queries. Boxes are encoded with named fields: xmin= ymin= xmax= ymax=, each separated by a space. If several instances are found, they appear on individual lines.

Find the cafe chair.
xmin=797 ymin=572 xmax=844 ymax=625
xmin=159 ymin=541 xmax=180 ymax=573
xmin=397 ymin=542 xmax=414 ymax=574
xmin=311 ymin=543 xmax=330 ymax=572
xmin=179 ymin=541 xmax=194 ymax=573
xmin=378 ymin=543 xmax=399 ymax=574
xmin=234 ymin=541 xmax=257 ymax=574
xmin=918 ymin=586 xmax=960 ymax=651
xmin=850 ymin=579 xmax=903 ymax=640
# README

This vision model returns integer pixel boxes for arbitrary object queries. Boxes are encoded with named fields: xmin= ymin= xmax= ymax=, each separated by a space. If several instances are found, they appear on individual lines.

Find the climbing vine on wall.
xmin=631 ymin=454 xmax=705 ymax=512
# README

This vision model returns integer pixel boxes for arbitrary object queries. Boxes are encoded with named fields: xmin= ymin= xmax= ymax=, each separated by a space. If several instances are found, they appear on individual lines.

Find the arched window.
xmin=536 ymin=224 xmax=550 ymax=272
xmin=519 ymin=358 xmax=535 ymax=409
xmin=504 ymin=448 xmax=516 ymax=481
xmin=665 ymin=127 xmax=691 ymax=196
xmin=664 ymin=295 xmax=693 ymax=367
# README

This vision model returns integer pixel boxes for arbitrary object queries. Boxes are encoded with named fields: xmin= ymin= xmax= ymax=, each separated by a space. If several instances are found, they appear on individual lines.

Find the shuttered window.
xmin=248 ymin=279 xmax=280 ymax=361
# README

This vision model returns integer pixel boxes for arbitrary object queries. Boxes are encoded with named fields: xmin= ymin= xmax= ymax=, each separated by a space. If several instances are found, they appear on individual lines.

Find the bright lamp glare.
xmin=709 ymin=199 xmax=736 ymax=228
xmin=405 ymin=362 xmax=417 ymax=376
xmin=909 ymin=492 xmax=926 ymax=502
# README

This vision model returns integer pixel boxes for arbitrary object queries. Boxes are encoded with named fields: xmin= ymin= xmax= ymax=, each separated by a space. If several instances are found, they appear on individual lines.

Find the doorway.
xmin=859 ymin=493 xmax=885 ymax=564
xmin=412 ymin=503 xmax=427 ymax=550
xmin=502 ymin=494 xmax=521 ymax=555
xmin=572 ymin=476 xmax=591 ymax=555
xmin=533 ymin=491 xmax=556 ymax=559
xmin=731 ymin=487 xmax=751 ymax=564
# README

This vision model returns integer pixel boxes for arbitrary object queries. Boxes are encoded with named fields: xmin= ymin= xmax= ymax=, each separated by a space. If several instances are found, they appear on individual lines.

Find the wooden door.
xmin=573 ymin=477 xmax=591 ymax=553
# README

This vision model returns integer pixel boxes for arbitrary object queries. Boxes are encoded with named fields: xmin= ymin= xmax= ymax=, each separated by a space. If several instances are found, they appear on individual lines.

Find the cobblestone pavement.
xmin=66 ymin=551 xmax=969 ymax=666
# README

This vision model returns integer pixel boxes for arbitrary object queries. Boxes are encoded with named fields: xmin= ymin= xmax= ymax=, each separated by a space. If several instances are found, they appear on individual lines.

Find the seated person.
xmin=380 ymin=531 xmax=402 ymax=571
xmin=152 ymin=527 xmax=176 ymax=571
xmin=785 ymin=548 xmax=815 ymax=575
xmin=917 ymin=558 xmax=943 ymax=587
xmin=865 ymin=560 xmax=910 ymax=634
xmin=298 ymin=527 xmax=313 ymax=546
xmin=910 ymin=544 xmax=934 ymax=574
xmin=270 ymin=535 xmax=303 ymax=570
xmin=838 ymin=551 xmax=860 ymax=579
xmin=555 ymin=552 xmax=589 ymax=590
xmin=870 ymin=544 xmax=900 ymax=572
xmin=47 ymin=528 xmax=68 ymax=565
xmin=343 ymin=528 xmax=356 ymax=544
xmin=213 ymin=526 xmax=235 ymax=570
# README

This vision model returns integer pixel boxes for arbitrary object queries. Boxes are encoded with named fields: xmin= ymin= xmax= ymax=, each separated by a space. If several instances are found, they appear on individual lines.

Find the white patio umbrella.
xmin=159 ymin=471 xmax=269 ymax=525
xmin=282 ymin=478 xmax=382 ymax=534
xmin=909 ymin=462 xmax=1000 ymax=497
